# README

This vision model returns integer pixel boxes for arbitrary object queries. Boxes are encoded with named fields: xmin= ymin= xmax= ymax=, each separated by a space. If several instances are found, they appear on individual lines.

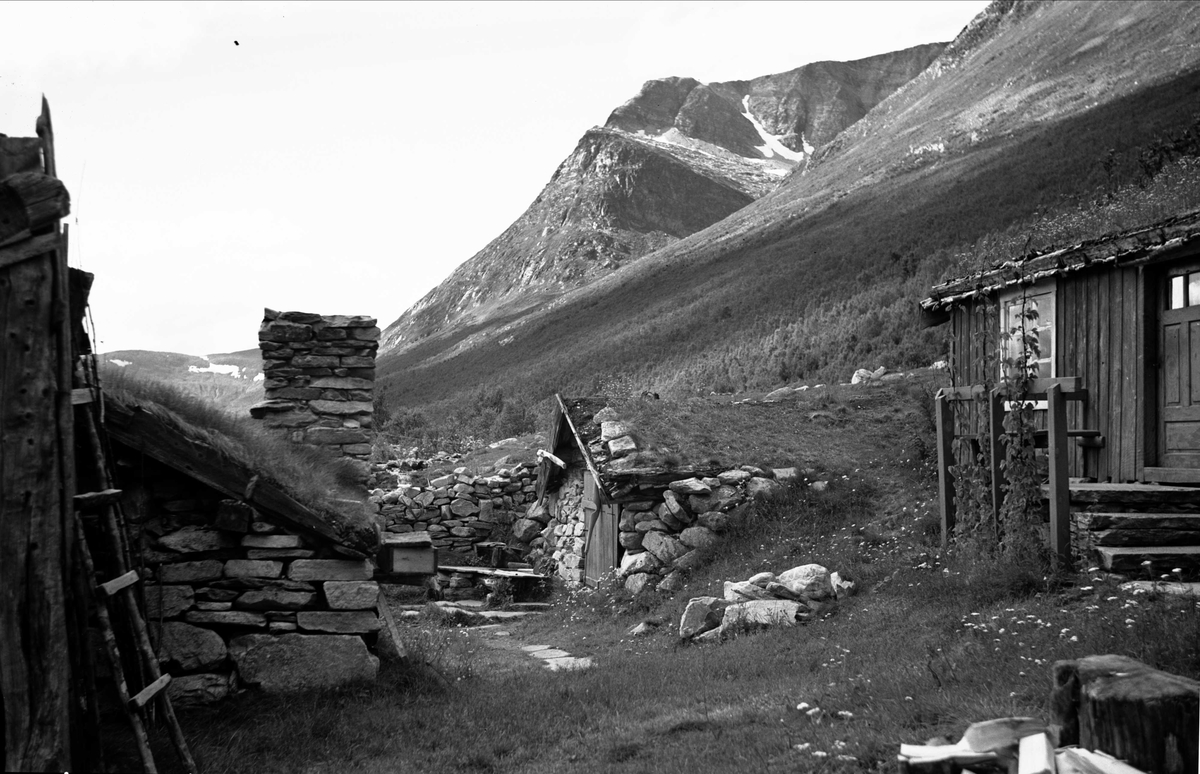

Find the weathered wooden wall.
xmin=0 ymin=241 xmax=72 ymax=769
xmin=947 ymin=264 xmax=1147 ymax=484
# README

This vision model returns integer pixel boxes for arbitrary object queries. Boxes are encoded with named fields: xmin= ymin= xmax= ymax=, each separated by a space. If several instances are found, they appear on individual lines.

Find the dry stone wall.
xmin=535 ymin=467 xmax=791 ymax=592
xmin=125 ymin=457 xmax=380 ymax=704
xmin=251 ymin=309 xmax=379 ymax=461
xmin=371 ymin=462 xmax=542 ymax=556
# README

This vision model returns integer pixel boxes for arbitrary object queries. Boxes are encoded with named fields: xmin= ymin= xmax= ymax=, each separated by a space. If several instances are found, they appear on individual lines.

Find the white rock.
xmin=747 ymin=572 xmax=776 ymax=587
xmin=778 ymin=564 xmax=832 ymax=600
xmin=724 ymin=580 xmax=774 ymax=602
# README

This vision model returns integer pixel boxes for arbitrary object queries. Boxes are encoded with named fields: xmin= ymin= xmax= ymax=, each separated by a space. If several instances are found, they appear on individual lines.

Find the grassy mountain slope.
xmin=376 ymin=1 xmax=1200 ymax=426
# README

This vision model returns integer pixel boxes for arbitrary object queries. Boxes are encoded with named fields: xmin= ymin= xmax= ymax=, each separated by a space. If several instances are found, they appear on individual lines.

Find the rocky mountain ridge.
xmin=378 ymin=42 xmax=947 ymax=357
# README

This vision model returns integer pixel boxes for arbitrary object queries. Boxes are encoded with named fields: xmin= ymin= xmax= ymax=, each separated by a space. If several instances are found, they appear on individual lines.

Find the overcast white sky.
xmin=3 ymin=0 xmax=987 ymax=356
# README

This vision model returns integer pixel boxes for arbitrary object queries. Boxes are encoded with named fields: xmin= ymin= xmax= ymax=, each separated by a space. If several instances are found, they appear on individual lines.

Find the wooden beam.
xmin=0 ymin=173 xmax=70 ymax=245
xmin=1047 ymin=384 xmax=1071 ymax=568
xmin=0 ymin=231 xmax=60 ymax=271
xmin=70 ymin=387 xmax=95 ymax=405
xmin=73 ymin=489 xmax=123 ymax=511
xmin=935 ymin=393 xmax=956 ymax=548
xmin=98 ymin=570 xmax=139 ymax=597
xmin=128 ymin=674 xmax=171 ymax=710
xmin=554 ymin=393 xmax=610 ymax=503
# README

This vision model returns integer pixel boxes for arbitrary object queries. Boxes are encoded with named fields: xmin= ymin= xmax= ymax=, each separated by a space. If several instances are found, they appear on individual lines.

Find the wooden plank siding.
xmin=948 ymin=265 xmax=1147 ymax=484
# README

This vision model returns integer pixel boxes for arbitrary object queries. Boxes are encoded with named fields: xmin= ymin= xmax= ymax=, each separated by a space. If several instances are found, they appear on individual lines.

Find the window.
xmin=999 ymin=283 xmax=1055 ymax=382
xmin=1168 ymin=271 xmax=1200 ymax=309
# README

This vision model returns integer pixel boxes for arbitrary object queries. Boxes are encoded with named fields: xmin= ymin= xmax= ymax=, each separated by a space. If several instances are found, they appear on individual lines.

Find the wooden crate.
xmin=379 ymin=532 xmax=437 ymax=575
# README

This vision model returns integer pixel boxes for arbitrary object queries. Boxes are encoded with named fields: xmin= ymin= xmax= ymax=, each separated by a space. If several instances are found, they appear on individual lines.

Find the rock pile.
xmin=599 ymin=470 xmax=790 ymax=594
xmin=370 ymin=463 xmax=541 ymax=555
xmin=250 ymin=309 xmax=379 ymax=462
xmin=678 ymin=563 xmax=855 ymax=642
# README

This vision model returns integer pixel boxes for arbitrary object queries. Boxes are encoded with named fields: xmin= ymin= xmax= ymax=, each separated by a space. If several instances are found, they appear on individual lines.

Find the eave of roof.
xmin=921 ymin=208 xmax=1200 ymax=314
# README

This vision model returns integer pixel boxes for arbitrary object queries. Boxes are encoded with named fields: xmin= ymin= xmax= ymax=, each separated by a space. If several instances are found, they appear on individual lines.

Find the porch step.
xmin=1069 ymin=482 xmax=1200 ymax=508
xmin=1080 ymin=513 xmax=1200 ymax=547
xmin=1094 ymin=545 xmax=1200 ymax=577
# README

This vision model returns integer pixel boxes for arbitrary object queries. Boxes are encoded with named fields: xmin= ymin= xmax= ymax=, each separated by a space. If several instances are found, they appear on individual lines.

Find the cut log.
xmin=1051 ymin=655 xmax=1198 ymax=774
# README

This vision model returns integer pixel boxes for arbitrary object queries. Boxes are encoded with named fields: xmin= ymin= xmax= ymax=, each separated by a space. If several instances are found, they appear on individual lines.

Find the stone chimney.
xmin=250 ymin=309 xmax=379 ymax=462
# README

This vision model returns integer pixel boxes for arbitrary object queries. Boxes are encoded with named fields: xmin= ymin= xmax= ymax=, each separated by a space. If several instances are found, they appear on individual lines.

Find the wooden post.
xmin=935 ymin=392 xmax=956 ymax=548
xmin=988 ymin=388 xmax=1005 ymax=541
xmin=1047 ymin=383 xmax=1071 ymax=568
xmin=1051 ymin=655 xmax=1199 ymax=774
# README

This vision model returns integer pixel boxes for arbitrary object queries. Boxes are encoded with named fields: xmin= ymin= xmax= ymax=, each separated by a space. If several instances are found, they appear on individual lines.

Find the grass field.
xmin=122 ymin=378 xmax=1199 ymax=774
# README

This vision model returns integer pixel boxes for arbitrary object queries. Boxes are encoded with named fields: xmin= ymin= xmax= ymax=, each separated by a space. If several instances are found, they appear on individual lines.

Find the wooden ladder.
xmin=73 ymin=386 xmax=198 ymax=774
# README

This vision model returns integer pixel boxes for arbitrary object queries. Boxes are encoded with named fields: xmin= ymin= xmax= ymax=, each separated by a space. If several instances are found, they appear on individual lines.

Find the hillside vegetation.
xmin=375 ymin=1 xmax=1200 ymax=442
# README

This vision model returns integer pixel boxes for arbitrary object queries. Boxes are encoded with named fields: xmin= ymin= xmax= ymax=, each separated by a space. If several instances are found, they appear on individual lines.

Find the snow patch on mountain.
xmin=741 ymin=96 xmax=806 ymax=163
xmin=109 ymin=359 xmax=131 ymax=367
xmin=188 ymin=359 xmax=243 ymax=378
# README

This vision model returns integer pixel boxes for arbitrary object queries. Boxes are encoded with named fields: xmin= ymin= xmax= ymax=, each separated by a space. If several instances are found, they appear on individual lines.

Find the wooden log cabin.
xmin=920 ymin=208 xmax=1200 ymax=576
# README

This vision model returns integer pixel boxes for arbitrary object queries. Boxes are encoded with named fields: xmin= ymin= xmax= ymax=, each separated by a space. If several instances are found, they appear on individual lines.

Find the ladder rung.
xmin=99 ymin=570 xmax=140 ymax=597
xmin=129 ymin=674 xmax=171 ymax=710
xmin=74 ymin=488 xmax=123 ymax=510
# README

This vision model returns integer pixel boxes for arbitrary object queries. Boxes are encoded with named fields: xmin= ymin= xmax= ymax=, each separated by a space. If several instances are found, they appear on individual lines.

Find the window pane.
xmin=1172 ymin=275 xmax=1186 ymax=309
xmin=1037 ymin=326 xmax=1052 ymax=359
xmin=1189 ymin=273 xmax=1200 ymax=307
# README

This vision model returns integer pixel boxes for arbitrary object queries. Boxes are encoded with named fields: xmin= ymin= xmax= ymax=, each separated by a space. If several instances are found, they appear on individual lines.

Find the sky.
xmin=2 ymin=0 xmax=988 ymax=356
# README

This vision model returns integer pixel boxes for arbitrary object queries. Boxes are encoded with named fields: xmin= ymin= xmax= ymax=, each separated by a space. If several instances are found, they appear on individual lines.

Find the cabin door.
xmin=582 ymin=475 xmax=617 ymax=586
xmin=1154 ymin=260 xmax=1200 ymax=478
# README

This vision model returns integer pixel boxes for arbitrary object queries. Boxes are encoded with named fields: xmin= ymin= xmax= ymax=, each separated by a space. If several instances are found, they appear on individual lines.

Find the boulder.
xmin=287 ymin=559 xmax=373 ymax=582
xmin=601 ymin=421 xmax=631 ymax=441
xmin=608 ymin=435 xmax=638 ymax=458
xmin=158 ymin=561 xmax=224 ymax=584
xmin=679 ymin=526 xmax=719 ymax=551
xmin=715 ymin=600 xmax=803 ymax=636
xmin=661 ymin=491 xmax=692 ymax=523
xmin=673 ymin=550 xmax=708 ymax=572
xmin=635 ymin=519 xmax=669 ymax=533
xmin=642 ymin=532 xmax=688 ymax=565
xmin=724 ymin=580 xmax=774 ymax=602
xmin=184 ymin=610 xmax=268 ymax=628
xmin=772 ymin=467 xmax=800 ymax=482
xmin=657 ymin=571 xmax=686 ymax=593
xmin=624 ymin=573 xmax=655 ymax=595
xmin=324 ymin=581 xmax=380 ymax=610
xmin=158 ymin=527 xmax=237 ymax=553
xmin=678 ymin=597 xmax=728 ymax=639
xmin=717 ymin=469 xmax=752 ymax=486
xmin=746 ymin=477 xmax=784 ymax=500
xmin=511 ymin=518 xmax=542 ymax=543
xmin=296 ymin=611 xmax=381 ymax=634
xmin=166 ymin=672 xmax=236 ymax=707
xmin=747 ymin=571 xmax=776 ymax=587
xmin=618 ymin=531 xmax=644 ymax=550
xmin=143 ymin=585 xmax=195 ymax=618
xmin=156 ymin=622 xmax=227 ymax=671
xmin=450 ymin=498 xmax=479 ymax=518
xmin=777 ymin=564 xmax=832 ymax=600
xmin=234 ymin=588 xmax=316 ymax=610
xmin=241 ymin=534 xmax=305 ymax=549
xmin=224 ymin=560 xmax=284 ymax=579
xmin=619 ymin=551 xmax=661 ymax=579
xmin=765 ymin=582 xmax=808 ymax=602
xmin=709 ymin=485 xmax=743 ymax=511
xmin=229 ymin=633 xmax=379 ymax=693
xmin=669 ymin=478 xmax=711 ymax=496
xmin=831 ymin=571 xmax=856 ymax=599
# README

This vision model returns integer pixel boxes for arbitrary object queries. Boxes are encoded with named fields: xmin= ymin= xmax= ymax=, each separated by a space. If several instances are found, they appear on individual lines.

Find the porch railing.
xmin=935 ymin=377 xmax=1102 ymax=567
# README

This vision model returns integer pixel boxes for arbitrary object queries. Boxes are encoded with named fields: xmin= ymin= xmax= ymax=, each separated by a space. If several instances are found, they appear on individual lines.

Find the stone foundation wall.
xmin=252 ymin=309 xmax=379 ymax=461
xmin=534 ymin=467 xmax=790 ymax=592
xmin=123 ymin=457 xmax=380 ymax=704
xmin=371 ymin=463 xmax=542 ymax=556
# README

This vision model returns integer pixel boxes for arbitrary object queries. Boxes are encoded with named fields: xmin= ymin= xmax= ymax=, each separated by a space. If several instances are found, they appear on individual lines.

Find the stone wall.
xmin=371 ymin=463 xmax=542 ymax=557
xmin=251 ymin=309 xmax=379 ymax=462
xmin=124 ymin=456 xmax=380 ymax=704
xmin=536 ymin=466 xmax=790 ymax=592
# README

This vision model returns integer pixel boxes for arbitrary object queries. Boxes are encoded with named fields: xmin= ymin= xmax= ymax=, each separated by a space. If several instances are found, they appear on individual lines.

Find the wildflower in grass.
xmin=794 ymin=743 xmax=811 ymax=751
xmin=837 ymin=711 xmax=854 ymax=719
xmin=796 ymin=702 xmax=810 ymax=711
xmin=806 ymin=707 xmax=822 ymax=718
xmin=812 ymin=751 xmax=829 ymax=758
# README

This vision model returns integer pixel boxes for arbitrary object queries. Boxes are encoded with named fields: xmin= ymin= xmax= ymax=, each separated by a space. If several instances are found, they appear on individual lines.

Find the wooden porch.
xmin=935 ymin=377 xmax=1200 ymax=576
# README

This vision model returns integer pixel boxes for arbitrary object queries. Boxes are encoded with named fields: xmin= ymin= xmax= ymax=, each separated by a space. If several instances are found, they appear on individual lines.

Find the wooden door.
xmin=582 ymin=475 xmax=617 ymax=586
xmin=1158 ymin=261 xmax=1200 ymax=473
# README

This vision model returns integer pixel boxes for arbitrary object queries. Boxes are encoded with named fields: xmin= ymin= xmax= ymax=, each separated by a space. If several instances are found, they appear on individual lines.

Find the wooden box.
xmin=379 ymin=532 xmax=437 ymax=575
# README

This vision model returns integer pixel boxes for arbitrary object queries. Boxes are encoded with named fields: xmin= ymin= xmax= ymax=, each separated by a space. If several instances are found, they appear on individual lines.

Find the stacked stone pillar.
xmin=250 ymin=309 xmax=379 ymax=461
